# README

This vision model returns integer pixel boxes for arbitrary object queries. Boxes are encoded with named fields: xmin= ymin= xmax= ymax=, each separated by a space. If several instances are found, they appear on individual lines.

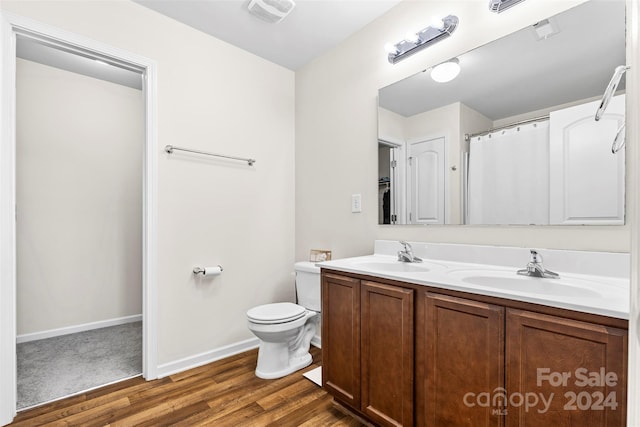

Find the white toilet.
xmin=246 ymin=261 xmax=321 ymax=379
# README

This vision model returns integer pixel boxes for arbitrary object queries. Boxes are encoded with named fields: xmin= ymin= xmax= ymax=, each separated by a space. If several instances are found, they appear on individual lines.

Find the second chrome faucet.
xmin=517 ymin=249 xmax=560 ymax=279
xmin=398 ymin=241 xmax=423 ymax=263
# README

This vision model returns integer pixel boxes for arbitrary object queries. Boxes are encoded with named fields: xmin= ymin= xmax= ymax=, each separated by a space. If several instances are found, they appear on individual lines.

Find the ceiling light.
xmin=430 ymin=58 xmax=460 ymax=83
xmin=488 ymin=0 xmax=527 ymax=13
xmin=247 ymin=0 xmax=296 ymax=24
xmin=386 ymin=15 xmax=459 ymax=64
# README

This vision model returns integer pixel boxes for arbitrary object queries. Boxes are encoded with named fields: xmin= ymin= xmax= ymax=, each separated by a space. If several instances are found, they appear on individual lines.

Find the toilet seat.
xmin=247 ymin=302 xmax=306 ymax=324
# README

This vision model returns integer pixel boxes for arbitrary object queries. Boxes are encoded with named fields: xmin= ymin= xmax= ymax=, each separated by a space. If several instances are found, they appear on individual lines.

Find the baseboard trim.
xmin=311 ymin=334 xmax=321 ymax=349
xmin=157 ymin=337 xmax=260 ymax=378
xmin=16 ymin=314 xmax=142 ymax=344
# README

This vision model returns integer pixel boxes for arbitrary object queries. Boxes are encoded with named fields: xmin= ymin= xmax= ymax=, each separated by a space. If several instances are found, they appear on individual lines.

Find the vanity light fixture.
xmin=431 ymin=58 xmax=461 ymax=83
xmin=385 ymin=15 xmax=459 ymax=64
xmin=488 ymin=0 xmax=527 ymax=13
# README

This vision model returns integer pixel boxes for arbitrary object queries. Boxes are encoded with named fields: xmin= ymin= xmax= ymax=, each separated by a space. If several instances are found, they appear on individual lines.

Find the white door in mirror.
xmin=549 ymin=95 xmax=625 ymax=225
xmin=408 ymin=136 xmax=446 ymax=224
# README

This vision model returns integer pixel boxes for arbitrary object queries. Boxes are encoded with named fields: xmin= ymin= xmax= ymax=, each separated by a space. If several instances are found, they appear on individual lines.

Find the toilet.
xmin=247 ymin=261 xmax=321 ymax=379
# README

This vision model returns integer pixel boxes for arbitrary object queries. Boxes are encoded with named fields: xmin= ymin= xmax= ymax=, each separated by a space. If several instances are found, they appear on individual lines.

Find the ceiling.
xmin=17 ymin=0 xmax=402 ymax=88
xmin=16 ymin=0 xmax=625 ymax=121
xmin=134 ymin=0 xmax=402 ymax=70
xmin=379 ymin=0 xmax=626 ymax=120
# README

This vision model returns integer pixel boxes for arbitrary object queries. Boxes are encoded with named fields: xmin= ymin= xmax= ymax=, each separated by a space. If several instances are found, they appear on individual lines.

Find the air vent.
xmin=247 ymin=0 xmax=296 ymax=23
xmin=532 ymin=19 xmax=560 ymax=41
xmin=488 ymin=0 xmax=527 ymax=13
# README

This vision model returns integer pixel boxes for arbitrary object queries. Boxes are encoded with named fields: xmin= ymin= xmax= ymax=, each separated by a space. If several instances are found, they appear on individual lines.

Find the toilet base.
xmin=255 ymin=351 xmax=312 ymax=379
xmin=249 ymin=310 xmax=319 ymax=380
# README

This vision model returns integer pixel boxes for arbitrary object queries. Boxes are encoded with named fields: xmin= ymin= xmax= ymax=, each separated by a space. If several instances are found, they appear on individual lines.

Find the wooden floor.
xmin=9 ymin=346 xmax=364 ymax=426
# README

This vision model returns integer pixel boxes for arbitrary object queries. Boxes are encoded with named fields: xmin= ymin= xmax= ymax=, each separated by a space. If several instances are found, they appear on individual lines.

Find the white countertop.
xmin=318 ymin=252 xmax=629 ymax=320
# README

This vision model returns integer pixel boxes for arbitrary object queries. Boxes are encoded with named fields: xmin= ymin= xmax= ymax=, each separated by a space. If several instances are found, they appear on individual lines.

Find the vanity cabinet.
xmin=416 ymin=293 xmax=504 ymax=427
xmin=506 ymin=309 xmax=627 ymax=427
xmin=321 ymin=273 xmax=361 ymax=408
xmin=361 ymin=281 xmax=414 ymax=426
xmin=321 ymin=273 xmax=414 ymax=426
xmin=321 ymin=271 xmax=627 ymax=427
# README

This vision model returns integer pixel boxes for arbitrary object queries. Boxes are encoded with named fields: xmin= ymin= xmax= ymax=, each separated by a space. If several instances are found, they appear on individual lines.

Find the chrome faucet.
xmin=517 ymin=249 xmax=560 ymax=279
xmin=398 ymin=241 xmax=422 ymax=263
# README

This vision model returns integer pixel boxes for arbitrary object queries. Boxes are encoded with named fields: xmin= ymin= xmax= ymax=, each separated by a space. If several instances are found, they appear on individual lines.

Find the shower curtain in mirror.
xmin=467 ymin=121 xmax=550 ymax=225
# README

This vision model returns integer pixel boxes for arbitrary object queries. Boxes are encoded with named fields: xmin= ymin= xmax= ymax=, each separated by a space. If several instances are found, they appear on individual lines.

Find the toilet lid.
xmin=247 ymin=302 xmax=306 ymax=324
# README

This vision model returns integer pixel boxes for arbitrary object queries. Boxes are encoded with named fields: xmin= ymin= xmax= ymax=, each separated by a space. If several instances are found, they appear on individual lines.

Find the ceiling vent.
xmin=531 ymin=19 xmax=560 ymax=41
xmin=247 ymin=0 xmax=296 ymax=23
xmin=488 ymin=0 xmax=527 ymax=13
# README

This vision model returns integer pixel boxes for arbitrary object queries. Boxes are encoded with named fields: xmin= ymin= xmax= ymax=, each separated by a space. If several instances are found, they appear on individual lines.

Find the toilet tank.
xmin=294 ymin=261 xmax=321 ymax=312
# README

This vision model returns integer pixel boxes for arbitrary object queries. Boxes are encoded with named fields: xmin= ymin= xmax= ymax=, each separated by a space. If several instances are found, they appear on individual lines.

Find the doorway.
xmin=16 ymin=37 xmax=144 ymax=409
xmin=0 ymin=14 xmax=158 ymax=424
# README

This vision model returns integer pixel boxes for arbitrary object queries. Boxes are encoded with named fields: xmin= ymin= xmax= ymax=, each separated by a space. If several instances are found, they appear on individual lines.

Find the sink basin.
xmin=447 ymin=269 xmax=603 ymax=298
xmin=355 ymin=261 xmax=431 ymax=273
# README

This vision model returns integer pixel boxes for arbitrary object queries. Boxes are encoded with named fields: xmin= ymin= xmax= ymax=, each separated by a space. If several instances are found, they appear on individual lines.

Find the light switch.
xmin=351 ymin=194 xmax=362 ymax=213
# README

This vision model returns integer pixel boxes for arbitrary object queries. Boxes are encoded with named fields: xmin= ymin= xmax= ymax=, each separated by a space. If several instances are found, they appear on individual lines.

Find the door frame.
xmin=0 ymin=12 xmax=158 ymax=424
xmin=378 ymin=137 xmax=405 ymax=225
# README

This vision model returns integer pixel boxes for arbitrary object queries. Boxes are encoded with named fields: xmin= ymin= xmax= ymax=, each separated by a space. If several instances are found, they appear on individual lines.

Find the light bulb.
xmin=384 ymin=42 xmax=398 ymax=54
xmin=404 ymin=31 xmax=419 ymax=43
xmin=430 ymin=16 xmax=444 ymax=30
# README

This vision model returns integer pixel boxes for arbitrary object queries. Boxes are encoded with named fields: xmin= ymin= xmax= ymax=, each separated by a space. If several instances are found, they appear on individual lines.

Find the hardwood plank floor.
xmin=9 ymin=346 xmax=364 ymax=426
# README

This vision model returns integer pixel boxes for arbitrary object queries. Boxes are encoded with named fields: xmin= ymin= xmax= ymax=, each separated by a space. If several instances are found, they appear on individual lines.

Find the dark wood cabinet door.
xmin=321 ymin=273 xmax=361 ymax=408
xmin=417 ymin=292 xmax=505 ymax=427
xmin=506 ymin=309 xmax=627 ymax=427
xmin=361 ymin=280 xmax=414 ymax=427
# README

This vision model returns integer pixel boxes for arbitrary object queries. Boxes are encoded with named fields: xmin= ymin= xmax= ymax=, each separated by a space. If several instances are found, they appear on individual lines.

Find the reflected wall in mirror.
xmin=378 ymin=0 xmax=626 ymax=226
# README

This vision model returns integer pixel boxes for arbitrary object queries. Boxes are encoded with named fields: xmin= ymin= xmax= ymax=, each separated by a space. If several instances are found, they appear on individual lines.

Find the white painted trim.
xmin=156 ymin=336 xmax=322 ymax=379
xmin=310 ymin=335 xmax=322 ymax=349
xmin=0 ymin=12 xmax=159 ymax=425
xmin=378 ymin=136 xmax=406 ymax=225
xmin=0 ymin=12 xmax=18 ymax=427
xmin=378 ymin=136 xmax=404 ymax=147
xmin=626 ymin=0 xmax=639 ymax=425
xmin=141 ymin=32 xmax=159 ymax=383
xmin=16 ymin=315 xmax=142 ymax=344
xmin=157 ymin=338 xmax=260 ymax=379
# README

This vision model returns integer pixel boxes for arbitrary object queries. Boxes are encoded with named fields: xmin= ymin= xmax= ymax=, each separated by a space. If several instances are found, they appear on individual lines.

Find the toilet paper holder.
xmin=193 ymin=265 xmax=224 ymax=275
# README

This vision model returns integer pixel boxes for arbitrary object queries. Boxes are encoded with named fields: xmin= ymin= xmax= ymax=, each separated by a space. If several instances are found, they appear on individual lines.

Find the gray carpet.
xmin=17 ymin=321 xmax=142 ymax=410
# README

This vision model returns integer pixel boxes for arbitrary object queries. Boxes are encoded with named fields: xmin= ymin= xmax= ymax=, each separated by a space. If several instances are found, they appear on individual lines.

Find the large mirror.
xmin=378 ymin=0 xmax=626 ymax=226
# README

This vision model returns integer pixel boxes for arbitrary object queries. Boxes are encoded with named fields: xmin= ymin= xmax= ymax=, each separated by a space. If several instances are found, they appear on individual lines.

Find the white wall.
xmin=295 ymin=0 xmax=632 ymax=261
xmin=460 ymin=103 xmax=492 ymax=150
xmin=16 ymin=58 xmax=143 ymax=335
xmin=2 ymin=0 xmax=295 ymax=366
xmin=378 ymin=107 xmax=405 ymax=141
